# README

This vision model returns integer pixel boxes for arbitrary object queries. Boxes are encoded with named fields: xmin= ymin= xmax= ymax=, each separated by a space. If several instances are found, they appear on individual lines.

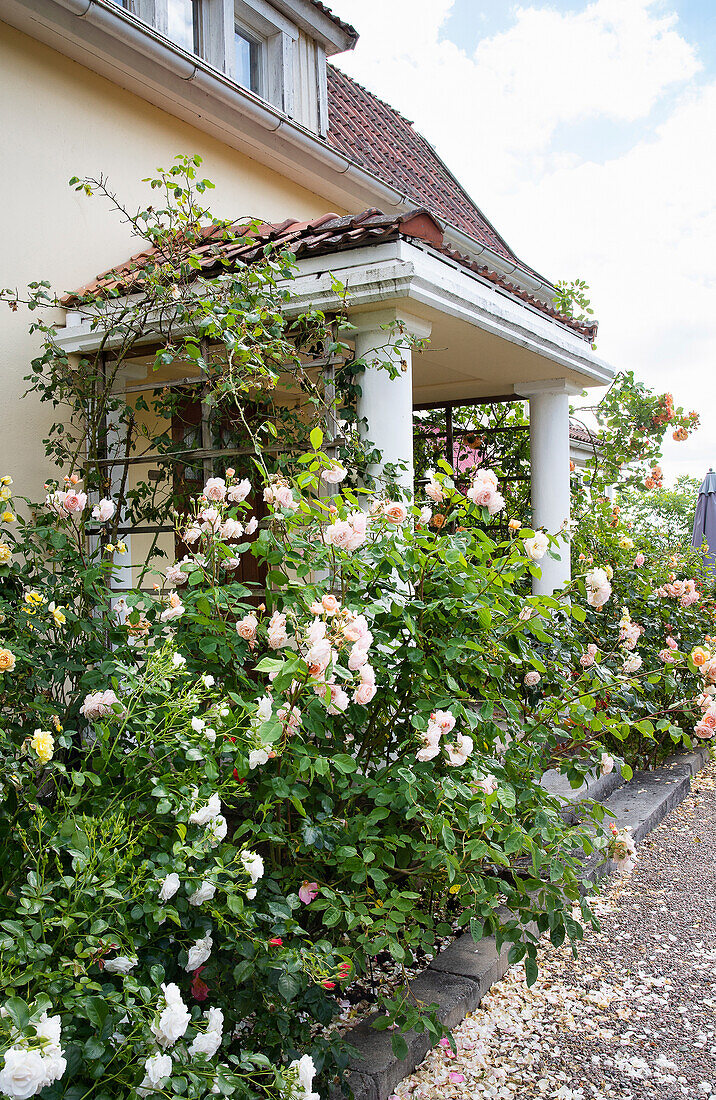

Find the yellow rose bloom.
xmin=2 ymin=511 xmax=15 ymax=523
xmin=0 ymin=487 xmax=11 ymax=503
xmin=618 ymin=536 xmax=634 ymax=550
xmin=0 ymin=649 xmax=16 ymax=672
xmin=48 ymin=602 xmax=66 ymax=627
xmin=0 ymin=476 xmax=13 ymax=487
xmin=0 ymin=543 xmax=11 ymax=565
xmin=30 ymin=728 xmax=54 ymax=765
xmin=24 ymin=590 xmax=44 ymax=607
xmin=116 ymin=542 xmax=127 ymax=554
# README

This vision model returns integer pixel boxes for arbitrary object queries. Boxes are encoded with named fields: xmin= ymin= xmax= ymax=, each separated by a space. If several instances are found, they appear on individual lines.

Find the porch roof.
xmin=62 ymin=208 xmax=597 ymax=344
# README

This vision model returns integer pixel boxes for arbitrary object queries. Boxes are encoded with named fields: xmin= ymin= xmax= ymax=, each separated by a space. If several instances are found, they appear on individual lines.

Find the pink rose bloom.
xmin=320 ymin=462 xmax=347 ymax=485
xmin=416 ymin=744 xmax=441 ymax=762
xmin=165 ymin=560 xmax=190 ymax=586
xmin=345 ymin=512 xmax=369 ymax=551
xmin=580 ymin=643 xmax=598 ymax=668
xmin=268 ymin=611 xmax=290 ymax=649
xmin=220 ymin=519 xmax=244 ymax=540
xmin=445 ymin=733 xmax=474 ymax=767
xmin=307 ymin=619 xmax=327 ymax=646
xmin=348 ymin=644 xmax=369 ymax=671
xmin=299 ymin=881 xmax=319 ymax=904
xmin=91 ymin=497 xmax=116 ymax=522
xmin=184 ymin=525 xmax=202 ymax=544
xmin=467 ymin=483 xmax=493 ymax=508
xmin=474 ymin=775 xmax=497 ymax=795
xmin=702 ymin=709 xmax=716 ymax=729
xmin=486 ymin=490 xmax=505 ymax=516
xmin=432 ymin=710 xmax=456 ymax=735
xmin=633 ymin=552 xmax=645 ymax=567
xmin=200 ymin=507 xmax=222 ymax=534
xmin=359 ymin=663 xmax=376 ymax=686
xmin=327 ymin=685 xmax=350 ymax=714
xmin=63 ymin=490 xmax=87 ymax=514
xmin=203 ymin=477 xmax=226 ymax=502
xmin=263 ymin=486 xmax=275 ymax=504
xmin=228 ymin=479 xmax=251 ymax=502
xmin=473 ymin=468 xmax=498 ymax=490
xmin=309 ymin=601 xmax=323 ymax=616
xmin=322 ymin=593 xmax=340 ymax=615
xmin=425 ymin=480 xmax=444 ymax=503
xmin=524 ymin=670 xmax=541 ymax=687
xmin=275 ymin=485 xmax=296 ymax=511
xmin=160 ymin=592 xmax=185 ymax=622
xmin=600 ymin=752 xmax=614 ymax=775
xmin=343 ymin=614 xmax=370 ymax=643
xmin=307 ymin=638 xmax=333 ymax=673
xmin=222 ymin=556 xmax=242 ymax=571
xmin=236 ymin=613 xmax=258 ymax=642
xmin=80 ymin=688 xmax=123 ymax=720
xmin=383 ymin=501 xmax=408 ymax=525
xmin=244 ymin=516 xmax=258 ymax=535
xmin=354 ymin=681 xmax=376 ymax=705
xmin=694 ymin=720 xmax=715 ymax=740
xmin=666 ymin=635 xmax=678 ymax=650
xmin=278 ymin=705 xmax=301 ymax=733
xmin=524 ymin=532 xmax=549 ymax=561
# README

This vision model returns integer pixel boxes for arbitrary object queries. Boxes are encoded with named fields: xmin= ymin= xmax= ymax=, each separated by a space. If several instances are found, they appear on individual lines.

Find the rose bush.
xmin=0 ymin=446 xmax=663 ymax=1097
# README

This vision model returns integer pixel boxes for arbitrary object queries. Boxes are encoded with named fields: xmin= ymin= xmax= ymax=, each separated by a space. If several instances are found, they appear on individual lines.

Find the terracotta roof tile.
xmin=63 ymin=208 xmax=597 ymax=341
xmin=308 ymin=0 xmax=357 ymax=42
xmin=325 ymin=65 xmax=540 ymax=278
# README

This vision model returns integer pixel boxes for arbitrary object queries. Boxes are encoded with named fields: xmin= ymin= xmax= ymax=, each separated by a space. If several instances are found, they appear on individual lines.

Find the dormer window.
xmin=167 ymin=0 xmax=201 ymax=55
xmin=234 ymin=24 xmax=262 ymax=95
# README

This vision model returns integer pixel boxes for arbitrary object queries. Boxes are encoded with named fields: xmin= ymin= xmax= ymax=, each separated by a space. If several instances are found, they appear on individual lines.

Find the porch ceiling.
xmin=290 ymin=237 xmax=615 ymax=401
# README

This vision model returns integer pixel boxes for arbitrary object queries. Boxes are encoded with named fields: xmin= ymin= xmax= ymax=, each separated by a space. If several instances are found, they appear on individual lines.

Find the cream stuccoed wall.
xmin=0 ymin=23 xmax=346 ymax=502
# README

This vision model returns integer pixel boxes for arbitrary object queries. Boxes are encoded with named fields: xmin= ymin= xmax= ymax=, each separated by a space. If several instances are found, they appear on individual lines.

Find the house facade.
xmin=0 ymin=0 xmax=614 ymax=593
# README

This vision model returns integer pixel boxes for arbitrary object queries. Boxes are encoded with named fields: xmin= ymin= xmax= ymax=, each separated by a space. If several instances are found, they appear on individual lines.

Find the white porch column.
xmin=352 ymin=310 xmax=432 ymax=498
xmin=515 ymin=380 xmax=577 ymax=595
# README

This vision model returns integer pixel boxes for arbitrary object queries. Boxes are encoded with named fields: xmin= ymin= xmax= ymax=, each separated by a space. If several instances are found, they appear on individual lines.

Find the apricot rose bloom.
xmin=0 ymin=648 xmax=16 ymax=672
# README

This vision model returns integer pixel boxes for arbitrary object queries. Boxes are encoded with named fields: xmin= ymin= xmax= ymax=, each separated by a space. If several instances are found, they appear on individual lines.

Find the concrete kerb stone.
xmin=332 ymin=746 xmax=711 ymax=1100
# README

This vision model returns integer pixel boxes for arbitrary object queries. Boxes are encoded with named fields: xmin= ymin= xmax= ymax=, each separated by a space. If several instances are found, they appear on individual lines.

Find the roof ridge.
xmin=326 ymin=62 xmax=416 ymax=127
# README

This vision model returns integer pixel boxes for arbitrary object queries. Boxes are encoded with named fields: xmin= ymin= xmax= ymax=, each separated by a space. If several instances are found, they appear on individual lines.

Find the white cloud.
xmin=332 ymin=0 xmax=716 ymax=481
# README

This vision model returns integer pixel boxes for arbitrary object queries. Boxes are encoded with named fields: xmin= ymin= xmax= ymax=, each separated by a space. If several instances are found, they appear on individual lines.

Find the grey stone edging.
xmin=331 ymin=745 xmax=710 ymax=1100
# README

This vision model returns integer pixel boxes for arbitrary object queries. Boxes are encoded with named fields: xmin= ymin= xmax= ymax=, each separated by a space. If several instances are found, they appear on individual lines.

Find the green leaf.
xmin=310 ymin=426 xmax=324 ymax=450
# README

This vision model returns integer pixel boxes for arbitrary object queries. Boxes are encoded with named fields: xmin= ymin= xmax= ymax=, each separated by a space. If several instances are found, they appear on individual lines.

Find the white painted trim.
xmin=52 ymin=239 xmax=615 ymax=390
xmin=3 ymin=0 xmax=555 ymax=300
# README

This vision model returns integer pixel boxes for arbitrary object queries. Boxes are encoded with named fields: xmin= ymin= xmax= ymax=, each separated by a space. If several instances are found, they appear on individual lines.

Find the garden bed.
xmin=333 ymin=745 xmax=710 ymax=1100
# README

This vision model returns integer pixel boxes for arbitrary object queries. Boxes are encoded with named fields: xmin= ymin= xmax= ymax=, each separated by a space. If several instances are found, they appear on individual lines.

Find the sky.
xmin=330 ymin=0 xmax=716 ymax=485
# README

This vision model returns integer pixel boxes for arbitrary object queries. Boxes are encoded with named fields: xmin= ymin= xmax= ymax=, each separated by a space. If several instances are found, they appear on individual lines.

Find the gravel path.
xmin=390 ymin=757 xmax=716 ymax=1100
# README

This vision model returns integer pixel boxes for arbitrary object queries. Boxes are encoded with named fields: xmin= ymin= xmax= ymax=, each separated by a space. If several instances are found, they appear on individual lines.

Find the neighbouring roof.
xmin=569 ymin=420 xmax=599 ymax=446
xmin=63 ymin=208 xmax=598 ymax=341
xmin=325 ymin=65 xmax=539 ymax=278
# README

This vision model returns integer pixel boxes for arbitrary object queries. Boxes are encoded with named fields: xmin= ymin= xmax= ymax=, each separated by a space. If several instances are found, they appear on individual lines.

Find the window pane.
xmin=167 ymin=0 xmax=197 ymax=53
xmin=234 ymin=28 xmax=260 ymax=92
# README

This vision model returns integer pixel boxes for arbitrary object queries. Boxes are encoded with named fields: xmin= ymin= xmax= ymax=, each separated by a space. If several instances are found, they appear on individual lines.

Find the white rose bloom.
xmin=188 ymin=1009 xmax=224 ymax=1061
xmin=34 ymin=1014 xmax=61 ymax=1047
xmin=524 ymin=531 xmax=549 ymax=561
xmin=138 ymin=1051 xmax=173 ymax=1095
xmin=202 ymin=674 xmax=215 ymax=688
xmin=103 ymin=955 xmax=138 ymax=974
xmin=0 ymin=1048 xmax=48 ymax=1100
xmin=191 ymin=717 xmax=206 ymax=733
xmin=287 ymin=1054 xmax=320 ymax=1100
xmin=255 ymin=695 xmax=273 ymax=723
xmin=185 ymin=932 xmax=213 ymax=971
xmin=159 ymin=873 xmax=180 ymax=902
xmin=151 ymin=984 xmax=191 ymax=1048
xmin=172 ymin=652 xmax=187 ymax=668
xmin=189 ymin=794 xmax=221 ymax=826
xmin=240 ymin=850 xmax=264 ymax=884
xmin=246 ymin=888 xmax=257 ymax=900
xmin=39 ymin=1046 xmax=66 ymax=1090
xmin=248 ymin=748 xmax=270 ymax=770
xmin=189 ymin=881 xmax=216 ymax=907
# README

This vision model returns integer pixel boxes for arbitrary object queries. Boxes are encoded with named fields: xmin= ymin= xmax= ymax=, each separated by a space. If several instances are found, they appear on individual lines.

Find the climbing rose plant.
xmin=2 ymin=441 xmax=713 ymax=1098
